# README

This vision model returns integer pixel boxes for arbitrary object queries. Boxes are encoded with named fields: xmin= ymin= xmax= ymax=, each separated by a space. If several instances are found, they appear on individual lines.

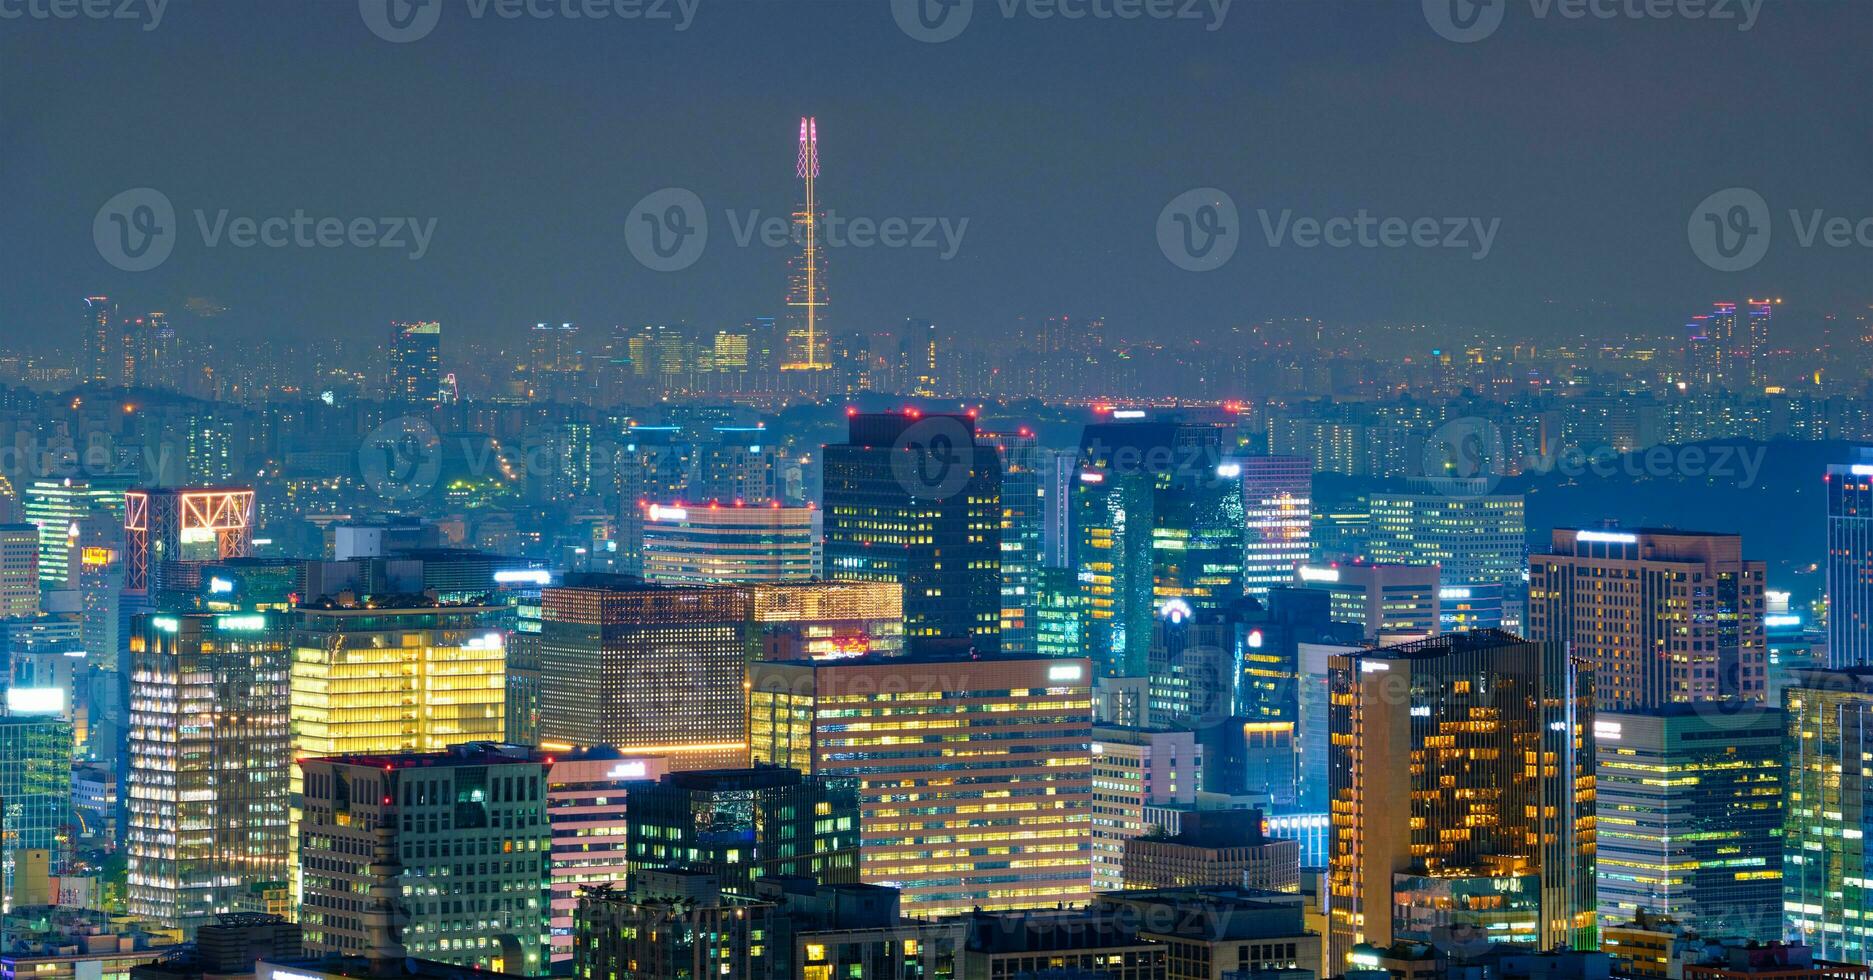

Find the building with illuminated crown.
xmin=1327 ymin=630 xmax=1597 ymax=966
xmin=124 ymin=486 xmax=255 ymax=593
xmin=747 ymin=580 xmax=903 ymax=660
xmin=747 ymin=652 xmax=1094 ymax=916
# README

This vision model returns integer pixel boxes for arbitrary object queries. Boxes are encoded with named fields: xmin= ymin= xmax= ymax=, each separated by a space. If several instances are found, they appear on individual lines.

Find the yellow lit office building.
xmin=748 ymin=653 xmax=1095 ymax=916
xmin=289 ymin=595 xmax=507 ymax=758
xmin=1327 ymin=630 xmax=1597 ymax=967
xmin=287 ymin=594 xmax=507 ymax=905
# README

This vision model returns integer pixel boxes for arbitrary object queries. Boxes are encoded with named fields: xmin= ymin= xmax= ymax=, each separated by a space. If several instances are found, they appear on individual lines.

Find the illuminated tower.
xmin=123 ymin=486 xmax=255 ymax=593
xmin=783 ymin=117 xmax=828 ymax=372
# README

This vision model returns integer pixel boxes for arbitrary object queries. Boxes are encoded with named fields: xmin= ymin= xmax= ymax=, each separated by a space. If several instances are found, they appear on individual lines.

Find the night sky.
xmin=2 ymin=0 xmax=1868 ymax=348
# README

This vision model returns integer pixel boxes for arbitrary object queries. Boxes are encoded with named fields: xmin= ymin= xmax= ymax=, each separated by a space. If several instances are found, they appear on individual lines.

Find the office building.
xmin=636 ymin=501 xmax=816 ymax=585
xmin=126 ymin=611 xmax=290 ymax=937
xmin=22 ymin=476 xmax=133 ymax=589
xmin=1239 ymin=456 xmax=1314 ymax=597
xmin=820 ymin=412 xmax=1002 ymax=655
xmin=1593 ymin=706 xmax=1783 ymax=941
xmin=1297 ymin=561 xmax=1441 ymax=641
xmin=624 ymin=766 xmax=858 ymax=897
xmin=1090 ymin=725 xmax=1200 ymax=891
xmin=1366 ymin=490 xmax=1526 ymax=594
xmin=0 ymin=715 xmax=73 ymax=905
xmin=1529 ymin=528 xmax=1767 ymax=708
xmin=1327 ymin=630 xmax=1597 ymax=965
xmin=388 ymin=321 xmax=442 ymax=405
xmin=1076 ymin=421 xmax=1245 ymax=677
xmin=543 ymin=749 xmax=668 ymax=964
xmin=536 ymin=577 xmax=748 ymax=770
xmin=1825 ymin=451 xmax=1873 ymax=667
xmin=983 ymin=426 xmax=1046 ymax=655
xmin=1783 ymin=668 xmax=1873 ymax=961
xmin=747 ymin=653 xmax=1094 ymax=916
xmin=0 ymin=525 xmax=39 ymax=618
xmin=950 ymin=906 xmax=1165 ymax=980
xmin=1097 ymin=888 xmax=1323 ymax=980
xmin=747 ymin=579 xmax=904 ymax=660
xmin=297 ymin=745 xmax=551 ymax=975
xmin=290 ymin=595 xmax=506 ymax=759
xmin=1120 ymin=809 xmax=1300 ymax=893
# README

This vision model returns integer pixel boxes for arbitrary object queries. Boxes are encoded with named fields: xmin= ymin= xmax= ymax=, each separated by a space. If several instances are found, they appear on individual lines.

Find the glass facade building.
xmin=1327 ymin=630 xmax=1597 ymax=966
xmin=1594 ymin=706 xmax=1784 ymax=940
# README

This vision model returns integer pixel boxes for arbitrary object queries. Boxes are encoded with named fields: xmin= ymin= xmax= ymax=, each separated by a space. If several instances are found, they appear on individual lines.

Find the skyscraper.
xmin=1594 ymin=706 xmax=1783 ymax=941
xmin=1296 ymin=561 xmax=1441 ymax=641
xmin=1327 ymin=630 xmax=1597 ymax=965
xmin=535 ymin=577 xmax=749 ymax=770
xmin=1074 ymin=420 xmax=1244 ymax=677
xmin=126 ymin=610 xmax=291 ymax=937
xmin=982 ymin=426 xmax=1044 ymax=655
xmin=821 ymin=412 xmax=1002 ymax=656
xmin=23 ymin=476 xmax=134 ymax=589
xmin=1529 ymin=528 xmax=1767 ymax=708
xmin=782 ymin=117 xmax=828 ymax=373
xmin=1783 ymin=668 xmax=1873 ymax=960
xmin=1826 ymin=451 xmax=1873 ymax=667
xmin=748 ymin=652 xmax=1094 ymax=916
xmin=82 ymin=295 xmax=116 ymax=385
xmin=1238 ymin=455 xmax=1313 ymax=597
xmin=0 ymin=713 xmax=73 ymax=903
xmin=387 ymin=321 xmax=442 ymax=404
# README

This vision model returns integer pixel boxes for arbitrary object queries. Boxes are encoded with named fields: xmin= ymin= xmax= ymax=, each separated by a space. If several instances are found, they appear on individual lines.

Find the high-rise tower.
xmin=783 ymin=117 xmax=828 ymax=372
